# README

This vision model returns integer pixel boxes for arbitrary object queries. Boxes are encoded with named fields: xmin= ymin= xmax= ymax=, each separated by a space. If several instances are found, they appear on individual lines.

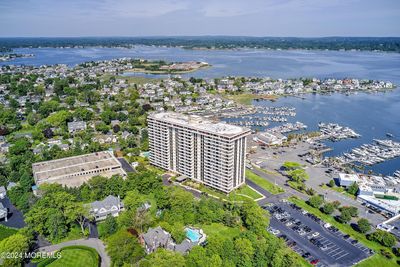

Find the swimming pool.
xmin=186 ymin=228 xmax=201 ymax=243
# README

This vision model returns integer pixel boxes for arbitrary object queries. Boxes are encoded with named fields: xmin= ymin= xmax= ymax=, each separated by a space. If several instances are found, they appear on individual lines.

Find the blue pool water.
xmin=186 ymin=228 xmax=201 ymax=242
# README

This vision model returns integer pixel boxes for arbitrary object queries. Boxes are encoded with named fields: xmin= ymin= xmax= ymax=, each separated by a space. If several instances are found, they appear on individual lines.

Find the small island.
xmin=77 ymin=58 xmax=210 ymax=75
xmin=124 ymin=59 xmax=210 ymax=74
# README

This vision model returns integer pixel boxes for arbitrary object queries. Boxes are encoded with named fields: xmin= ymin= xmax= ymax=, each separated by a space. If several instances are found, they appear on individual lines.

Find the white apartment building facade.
xmin=148 ymin=112 xmax=250 ymax=193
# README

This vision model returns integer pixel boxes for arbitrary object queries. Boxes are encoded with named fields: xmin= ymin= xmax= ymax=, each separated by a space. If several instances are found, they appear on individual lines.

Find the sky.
xmin=0 ymin=0 xmax=399 ymax=37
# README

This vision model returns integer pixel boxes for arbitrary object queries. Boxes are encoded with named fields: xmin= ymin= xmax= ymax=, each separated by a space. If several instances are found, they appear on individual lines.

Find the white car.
xmin=312 ymin=232 xmax=320 ymax=237
xmin=302 ymin=210 xmax=308 ymax=215
xmin=324 ymin=223 xmax=331 ymax=228
xmin=272 ymin=229 xmax=281 ymax=235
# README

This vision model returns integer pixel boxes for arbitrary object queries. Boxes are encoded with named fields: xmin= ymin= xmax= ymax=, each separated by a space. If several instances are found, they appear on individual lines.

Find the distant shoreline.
xmin=1 ymin=36 xmax=400 ymax=53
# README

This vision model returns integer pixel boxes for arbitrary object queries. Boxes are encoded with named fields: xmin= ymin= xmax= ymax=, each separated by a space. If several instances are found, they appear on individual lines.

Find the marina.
xmin=318 ymin=123 xmax=360 ymax=141
xmin=267 ymin=122 xmax=308 ymax=134
xmin=335 ymin=139 xmax=400 ymax=166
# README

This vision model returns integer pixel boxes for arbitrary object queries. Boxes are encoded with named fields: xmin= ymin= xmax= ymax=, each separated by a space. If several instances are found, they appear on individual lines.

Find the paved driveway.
xmin=0 ymin=197 xmax=26 ymax=228
xmin=39 ymin=238 xmax=110 ymax=267
xmin=118 ymin=158 xmax=135 ymax=173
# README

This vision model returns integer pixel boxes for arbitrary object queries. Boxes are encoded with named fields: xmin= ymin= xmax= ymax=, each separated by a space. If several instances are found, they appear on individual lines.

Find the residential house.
xmin=68 ymin=121 xmax=87 ymax=134
xmin=89 ymin=195 xmax=124 ymax=221
xmin=142 ymin=226 xmax=175 ymax=253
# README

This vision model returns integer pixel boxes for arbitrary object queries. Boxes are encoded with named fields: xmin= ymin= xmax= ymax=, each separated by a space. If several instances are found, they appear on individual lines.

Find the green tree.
xmin=240 ymin=200 xmax=269 ymax=234
xmin=46 ymin=110 xmax=71 ymax=127
xmin=328 ymin=180 xmax=335 ymax=187
xmin=287 ymin=169 xmax=309 ymax=183
xmin=308 ymin=195 xmax=323 ymax=208
xmin=142 ymin=249 xmax=185 ymax=267
xmin=25 ymin=191 xmax=77 ymax=241
xmin=102 ymin=215 xmax=118 ymax=237
xmin=235 ymin=238 xmax=255 ymax=267
xmin=0 ymin=233 xmax=30 ymax=266
xmin=187 ymin=246 xmax=222 ymax=267
xmin=347 ymin=182 xmax=359 ymax=195
xmin=322 ymin=202 xmax=335 ymax=214
xmin=282 ymin=161 xmax=302 ymax=170
xmin=340 ymin=206 xmax=358 ymax=217
xmin=106 ymin=229 xmax=145 ymax=266
xmin=367 ymin=230 xmax=397 ymax=247
xmin=66 ymin=202 xmax=92 ymax=236
xmin=357 ymin=218 xmax=371 ymax=233
xmin=338 ymin=209 xmax=351 ymax=224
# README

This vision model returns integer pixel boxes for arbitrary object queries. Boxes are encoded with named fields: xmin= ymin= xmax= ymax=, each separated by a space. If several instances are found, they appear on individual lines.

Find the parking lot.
xmin=265 ymin=201 xmax=372 ymax=267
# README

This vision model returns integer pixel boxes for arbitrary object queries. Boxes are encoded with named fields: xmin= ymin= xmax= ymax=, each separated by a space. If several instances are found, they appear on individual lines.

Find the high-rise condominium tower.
xmin=148 ymin=112 xmax=250 ymax=193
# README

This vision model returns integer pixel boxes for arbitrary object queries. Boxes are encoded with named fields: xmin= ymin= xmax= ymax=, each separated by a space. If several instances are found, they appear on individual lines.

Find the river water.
xmin=1 ymin=46 xmax=400 ymax=175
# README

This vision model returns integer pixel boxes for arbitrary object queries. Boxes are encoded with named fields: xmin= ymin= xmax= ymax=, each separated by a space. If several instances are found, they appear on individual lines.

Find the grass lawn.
xmin=230 ymin=185 xmax=263 ymax=201
xmin=0 ymin=225 xmax=18 ymax=241
xmin=47 ymin=247 xmax=98 ymax=267
xmin=183 ymin=180 xmax=261 ymax=202
xmin=201 ymin=223 xmax=241 ymax=239
xmin=355 ymin=254 xmax=399 ymax=267
xmin=289 ymin=196 xmax=399 ymax=266
xmin=246 ymin=169 xmax=284 ymax=195
xmin=226 ymin=93 xmax=257 ymax=105
xmin=225 ymin=93 xmax=278 ymax=105
xmin=320 ymin=184 xmax=356 ymax=199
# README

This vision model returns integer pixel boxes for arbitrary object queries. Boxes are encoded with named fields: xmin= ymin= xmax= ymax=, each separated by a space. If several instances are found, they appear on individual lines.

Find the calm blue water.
xmin=186 ymin=228 xmax=201 ymax=242
xmin=245 ymin=91 xmax=400 ymax=175
xmin=1 ymin=46 xmax=400 ymax=174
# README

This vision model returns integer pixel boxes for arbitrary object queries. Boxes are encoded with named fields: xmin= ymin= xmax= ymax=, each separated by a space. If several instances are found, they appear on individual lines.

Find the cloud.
xmin=93 ymin=0 xmax=190 ymax=18
xmin=0 ymin=0 xmax=399 ymax=36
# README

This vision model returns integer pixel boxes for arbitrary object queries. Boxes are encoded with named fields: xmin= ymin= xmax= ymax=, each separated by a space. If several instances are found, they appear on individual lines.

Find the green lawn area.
xmin=183 ymin=180 xmax=262 ymax=202
xmin=355 ymin=254 xmax=399 ymax=267
xmin=201 ymin=223 xmax=242 ymax=240
xmin=47 ymin=247 xmax=99 ymax=267
xmin=320 ymin=184 xmax=356 ymax=199
xmin=289 ymin=196 xmax=398 ymax=266
xmin=246 ymin=169 xmax=284 ymax=195
xmin=230 ymin=185 xmax=263 ymax=200
xmin=226 ymin=93 xmax=257 ymax=105
xmin=0 ymin=225 xmax=18 ymax=241
xmin=225 ymin=93 xmax=278 ymax=105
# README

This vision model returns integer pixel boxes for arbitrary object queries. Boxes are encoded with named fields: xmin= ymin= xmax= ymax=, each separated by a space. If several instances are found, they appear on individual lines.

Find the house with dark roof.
xmin=68 ymin=121 xmax=87 ymax=134
xmin=142 ymin=226 xmax=175 ymax=253
xmin=89 ymin=195 xmax=124 ymax=221
xmin=142 ymin=226 xmax=204 ymax=255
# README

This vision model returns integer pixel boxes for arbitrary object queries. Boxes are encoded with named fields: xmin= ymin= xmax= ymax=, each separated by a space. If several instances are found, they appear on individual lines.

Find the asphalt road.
xmin=268 ymin=202 xmax=371 ymax=267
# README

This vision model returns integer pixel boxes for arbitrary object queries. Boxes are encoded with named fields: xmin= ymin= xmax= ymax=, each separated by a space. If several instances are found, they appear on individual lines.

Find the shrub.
xmin=357 ymin=218 xmax=370 ymax=233
xmin=367 ymin=230 xmax=397 ymax=247
xmin=321 ymin=203 xmax=335 ymax=215
xmin=308 ymin=195 xmax=323 ymax=208
xmin=380 ymin=249 xmax=393 ymax=259
xmin=337 ymin=210 xmax=351 ymax=224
